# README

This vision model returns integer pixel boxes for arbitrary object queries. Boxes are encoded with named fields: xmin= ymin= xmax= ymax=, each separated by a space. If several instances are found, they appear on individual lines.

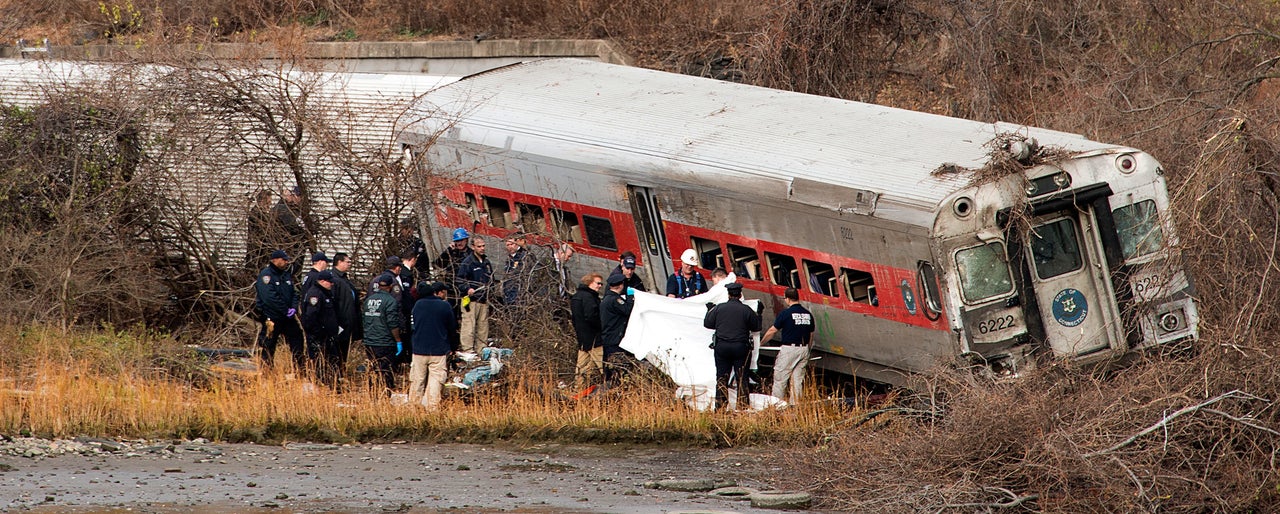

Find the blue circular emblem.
xmin=899 ymin=279 xmax=917 ymax=316
xmin=1052 ymin=288 xmax=1088 ymax=327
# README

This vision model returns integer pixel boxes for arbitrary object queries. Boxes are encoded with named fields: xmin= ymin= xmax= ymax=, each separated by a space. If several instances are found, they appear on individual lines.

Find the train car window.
xmin=582 ymin=215 xmax=618 ymax=251
xmin=550 ymin=208 xmax=583 ymax=243
xmin=804 ymin=260 xmax=838 ymax=297
xmin=726 ymin=244 xmax=761 ymax=280
xmin=765 ymin=252 xmax=800 ymax=288
xmin=691 ymin=237 xmax=724 ymax=270
xmin=955 ymin=242 xmax=1014 ymax=303
xmin=841 ymin=268 xmax=876 ymax=304
xmin=486 ymin=197 xmax=511 ymax=229
xmin=1030 ymin=218 xmax=1083 ymax=279
xmin=1112 ymin=200 xmax=1164 ymax=260
xmin=917 ymin=261 xmax=943 ymax=316
xmin=516 ymin=202 xmax=547 ymax=235
xmin=464 ymin=193 xmax=481 ymax=224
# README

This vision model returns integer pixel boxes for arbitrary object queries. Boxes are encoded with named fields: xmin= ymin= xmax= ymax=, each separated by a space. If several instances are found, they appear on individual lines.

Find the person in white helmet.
xmin=666 ymin=248 xmax=708 ymax=298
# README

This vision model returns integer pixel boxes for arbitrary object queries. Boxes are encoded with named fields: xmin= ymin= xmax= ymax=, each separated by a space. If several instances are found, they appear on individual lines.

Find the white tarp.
xmin=618 ymin=274 xmax=765 ymax=411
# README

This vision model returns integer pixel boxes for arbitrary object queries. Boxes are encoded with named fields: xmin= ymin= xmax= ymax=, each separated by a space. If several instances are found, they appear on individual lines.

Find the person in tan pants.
xmin=408 ymin=282 xmax=457 ymax=411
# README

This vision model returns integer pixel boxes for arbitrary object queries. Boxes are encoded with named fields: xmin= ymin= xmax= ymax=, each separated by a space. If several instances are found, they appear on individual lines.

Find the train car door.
xmin=627 ymin=185 xmax=674 ymax=289
xmin=1024 ymin=210 xmax=1121 ymax=356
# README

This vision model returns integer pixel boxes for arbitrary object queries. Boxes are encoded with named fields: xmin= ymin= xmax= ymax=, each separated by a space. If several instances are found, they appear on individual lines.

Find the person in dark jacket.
xmin=456 ymin=237 xmax=494 ymax=354
xmin=329 ymin=252 xmax=362 ymax=380
xmin=570 ymin=273 xmax=605 ymax=389
xmin=271 ymin=187 xmax=309 ymax=274
xmin=599 ymin=273 xmax=636 ymax=383
xmin=254 ymin=250 xmax=305 ymax=370
xmin=609 ymin=251 xmax=646 ymax=292
xmin=396 ymin=217 xmax=430 ymax=276
xmin=434 ymin=227 xmax=473 ymax=351
xmin=362 ymin=275 xmax=402 ymax=394
xmin=300 ymin=270 xmax=341 ymax=386
xmin=501 ymin=231 xmax=534 ymax=306
xmin=703 ymin=282 xmax=762 ymax=411
xmin=299 ymin=252 xmax=329 ymax=292
xmin=409 ymin=282 xmax=458 ymax=410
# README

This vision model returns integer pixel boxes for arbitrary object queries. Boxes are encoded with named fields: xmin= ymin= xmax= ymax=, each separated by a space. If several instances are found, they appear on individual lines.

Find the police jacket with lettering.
xmin=254 ymin=264 xmax=295 ymax=322
xmin=703 ymin=298 xmax=761 ymax=345
xmin=411 ymin=296 xmax=457 ymax=356
xmin=600 ymin=289 xmax=635 ymax=351
xmin=570 ymin=284 xmax=602 ymax=351
xmin=361 ymin=289 xmax=402 ymax=347
xmin=773 ymin=304 xmax=815 ymax=345
xmin=666 ymin=271 xmax=707 ymax=298
xmin=300 ymin=283 xmax=340 ymax=340
xmin=456 ymin=253 xmax=495 ymax=303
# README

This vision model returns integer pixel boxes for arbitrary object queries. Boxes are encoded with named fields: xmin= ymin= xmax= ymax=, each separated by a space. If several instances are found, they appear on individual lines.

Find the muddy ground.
xmin=0 ymin=438 xmax=803 ymax=513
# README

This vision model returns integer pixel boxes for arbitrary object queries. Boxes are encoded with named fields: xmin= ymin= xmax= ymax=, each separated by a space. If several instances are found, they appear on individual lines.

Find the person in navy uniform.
xmin=254 ymin=249 xmax=305 ymax=370
xmin=610 ymin=251 xmax=646 ymax=292
xmin=300 ymin=269 xmax=341 ymax=386
xmin=703 ymin=282 xmax=761 ymax=411
xmin=667 ymin=248 xmax=708 ymax=298
xmin=456 ymin=237 xmax=495 ymax=354
xmin=760 ymin=287 xmax=815 ymax=405
xmin=329 ymin=252 xmax=362 ymax=382
xmin=599 ymin=273 xmax=636 ymax=384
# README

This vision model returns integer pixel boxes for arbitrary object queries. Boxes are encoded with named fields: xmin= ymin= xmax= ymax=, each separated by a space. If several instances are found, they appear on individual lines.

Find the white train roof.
xmin=403 ymin=58 xmax=1122 ymax=228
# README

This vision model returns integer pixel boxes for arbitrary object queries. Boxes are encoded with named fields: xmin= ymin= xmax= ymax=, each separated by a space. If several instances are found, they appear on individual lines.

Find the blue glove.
xmin=395 ymin=341 xmax=403 ymax=356
xmin=286 ymin=308 xmax=296 ymax=318
xmin=626 ymin=287 xmax=636 ymax=296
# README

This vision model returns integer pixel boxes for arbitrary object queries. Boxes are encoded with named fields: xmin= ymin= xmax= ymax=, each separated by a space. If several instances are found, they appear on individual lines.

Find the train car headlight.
xmin=1158 ymin=309 xmax=1183 ymax=333
xmin=1116 ymin=154 xmax=1138 ymax=174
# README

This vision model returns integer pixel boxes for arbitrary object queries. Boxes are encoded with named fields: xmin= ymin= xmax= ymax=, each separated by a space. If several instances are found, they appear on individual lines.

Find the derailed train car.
xmin=400 ymin=58 xmax=1199 ymax=384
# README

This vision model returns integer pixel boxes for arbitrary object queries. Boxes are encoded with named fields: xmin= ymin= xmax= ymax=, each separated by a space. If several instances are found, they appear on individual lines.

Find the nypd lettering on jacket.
xmin=792 ymin=312 xmax=812 ymax=325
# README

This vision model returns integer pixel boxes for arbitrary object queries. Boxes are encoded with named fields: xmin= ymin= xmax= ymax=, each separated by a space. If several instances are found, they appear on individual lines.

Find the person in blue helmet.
xmin=434 ymin=227 xmax=473 ymax=351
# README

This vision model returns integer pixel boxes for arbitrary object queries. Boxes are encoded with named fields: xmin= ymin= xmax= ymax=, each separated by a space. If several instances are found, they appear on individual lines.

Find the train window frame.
xmin=485 ymin=196 xmax=512 ymax=229
xmin=917 ymin=260 xmax=943 ymax=316
xmin=582 ymin=215 xmax=618 ymax=251
xmin=1112 ymin=199 xmax=1165 ymax=260
xmin=726 ymin=243 xmax=761 ymax=281
xmin=955 ymin=242 xmax=1015 ymax=304
xmin=516 ymin=202 xmax=547 ymax=235
xmin=1029 ymin=217 xmax=1084 ymax=280
xmin=691 ymin=237 xmax=724 ymax=270
xmin=549 ymin=208 xmax=583 ymax=243
xmin=765 ymin=252 xmax=800 ymax=289
xmin=804 ymin=259 xmax=839 ymax=297
xmin=841 ymin=267 xmax=876 ymax=305
xmin=464 ymin=192 xmax=481 ymax=224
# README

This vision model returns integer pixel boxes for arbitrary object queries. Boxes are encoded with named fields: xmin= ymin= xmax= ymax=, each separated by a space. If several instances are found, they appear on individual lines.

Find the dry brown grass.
xmin=0 ymin=323 xmax=845 ymax=447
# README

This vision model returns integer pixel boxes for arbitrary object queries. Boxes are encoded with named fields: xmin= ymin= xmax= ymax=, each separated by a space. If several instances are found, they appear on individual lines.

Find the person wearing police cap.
xmin=362 ymin=274 xmax=403 ymax=395
xmin=299 ymin=251 xmax=330 ymax=292
xmin=409 ymin=282 xmax=457 ymax=411
xmin=254 ymin=249 xmax=305 ymax=370
xmin=599 ymin=273 xmax=637 ymax=384
xmin=300 ymin=269 xmax=341 ymax=387
xmin=610 ymin=251 xmax=646 ymax=293
xmin=666 ymin=248 xmax=708 ymax=298
xmin=703 ymin=282 xmax=761 ymax=411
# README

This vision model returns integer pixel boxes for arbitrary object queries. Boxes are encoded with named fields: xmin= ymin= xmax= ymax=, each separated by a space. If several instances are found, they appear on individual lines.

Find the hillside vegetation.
xmin=5 ymin=0 xmax=1280 ymax=511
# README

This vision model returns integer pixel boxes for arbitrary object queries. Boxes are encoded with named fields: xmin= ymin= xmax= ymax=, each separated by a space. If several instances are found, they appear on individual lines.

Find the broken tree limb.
xmin=1083 ymin=390 xmax=1266 ymax=457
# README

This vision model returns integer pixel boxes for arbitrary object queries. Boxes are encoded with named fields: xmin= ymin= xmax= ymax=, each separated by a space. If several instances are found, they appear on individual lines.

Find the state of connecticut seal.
xmin=1052 ymin=288 xmax=1088 ymax=327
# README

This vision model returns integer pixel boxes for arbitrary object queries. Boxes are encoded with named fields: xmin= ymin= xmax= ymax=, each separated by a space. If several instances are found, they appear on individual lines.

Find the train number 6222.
xmin=976 ymin=315 xmax=1016 ymax=334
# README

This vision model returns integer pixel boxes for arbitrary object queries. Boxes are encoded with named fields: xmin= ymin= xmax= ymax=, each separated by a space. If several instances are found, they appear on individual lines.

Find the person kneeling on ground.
xmin=409 ymin=282 xmax=457 ymax=411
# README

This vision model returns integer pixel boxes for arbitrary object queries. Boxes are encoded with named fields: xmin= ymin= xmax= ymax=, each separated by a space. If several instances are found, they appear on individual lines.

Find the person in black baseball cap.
xmin=300 ymin=251 xmax=330 ymax=290
xmin=610 ymin=251 xmax=646 ymax=292
xmin=704 ymin=280 xmax=761 ymax=411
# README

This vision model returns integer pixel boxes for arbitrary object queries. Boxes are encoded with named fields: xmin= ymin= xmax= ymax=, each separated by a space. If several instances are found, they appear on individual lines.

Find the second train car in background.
xmin=400 ymin=59 xmax=1198 ymax=385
